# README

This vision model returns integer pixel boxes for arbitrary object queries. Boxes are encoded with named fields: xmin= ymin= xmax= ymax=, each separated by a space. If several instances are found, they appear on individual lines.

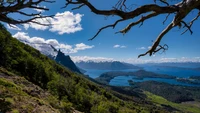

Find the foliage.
xmin=137 ymin=81 xmax=200 ymax=103
xmin=0 ymin=25 xmax=157 ymax=113
xmin=0 ymin=24 xmax=194 ymax=112
xmin=145 ymin=91 xmax=200 ymax=113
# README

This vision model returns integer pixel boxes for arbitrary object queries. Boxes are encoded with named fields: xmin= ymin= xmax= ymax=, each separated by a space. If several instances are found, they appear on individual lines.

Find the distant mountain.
xmin=76 ymin=61 xmax=142 ymax=70
xmin=55 ymin=50 xmax=81 ymax=74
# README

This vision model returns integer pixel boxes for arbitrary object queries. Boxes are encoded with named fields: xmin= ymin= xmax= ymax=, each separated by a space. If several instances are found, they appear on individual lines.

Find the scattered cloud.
xmin=113 ymin=44 xmax=127 ymax=48
xmin=136 ymin=47 xmax=146 ymax=50
xmin=6 ymin=24 xmax=21 ymax=31
xmin=160 ymin=57 xmax=200 ymax=63
xmin=23 ymin=17 xmax=50 ymax=30
xmin=136 ymin=46 xmax=153 ymax=50
xmin=71 ymin=56 xmax=114 ymax=63
xmin=148 ymin=46 xmax=152 ymax=49
xmin=75 ymin=43 xmax=94 ymax=51
xmin=50 ymin=11 xmax=83 ymax=34
xmin=122 ymin=57 xmax=200 ymax=64
xmin=12 ymin=32 xmax=94 ymax=55
xmin=113 ymin=45 xmax=120 ymax=48
xmin=72 ymin=56 xmax=200 ymax=64
xmin=33 ymin=5 xmax=46 ymax=13
xmin=23 ymin=11 xmax=83 ymax=34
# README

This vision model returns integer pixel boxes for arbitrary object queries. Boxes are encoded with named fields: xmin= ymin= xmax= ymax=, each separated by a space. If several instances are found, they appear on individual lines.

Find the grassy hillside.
xmin=0 ymin=67 xmax=70 ymax=113
xmin=0 ymin=24 xmax=192 ymax=113
xmin=145 ymin=91 xmax=200 ymax=113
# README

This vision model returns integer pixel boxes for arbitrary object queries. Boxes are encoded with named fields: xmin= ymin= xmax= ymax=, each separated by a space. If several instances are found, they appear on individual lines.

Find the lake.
xmin=83 ymin=66 xmax=200 ymax=87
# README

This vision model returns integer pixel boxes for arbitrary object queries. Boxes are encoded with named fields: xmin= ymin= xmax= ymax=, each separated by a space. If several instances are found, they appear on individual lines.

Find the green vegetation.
xmin=136 ymin=81 xmax=200 ymax=103
xmin=0 ymin=24 xmax=173 ymax=113
xmin=176 ymin=77 xmax=200 ymax=85
xmin=145 ymin=91 xmax=200 ymax=113
xmin=190 ymin=76 xmax=200 ymax=81
xmin=0 ymin=68 xmax=60 ymax=113
xmin=1 ymin=24 xmax=200 ymax=113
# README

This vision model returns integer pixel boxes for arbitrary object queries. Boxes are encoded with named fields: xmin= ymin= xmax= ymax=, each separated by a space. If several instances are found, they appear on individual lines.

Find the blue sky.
xmin=6 ymin=0 xmax=200 ymax=63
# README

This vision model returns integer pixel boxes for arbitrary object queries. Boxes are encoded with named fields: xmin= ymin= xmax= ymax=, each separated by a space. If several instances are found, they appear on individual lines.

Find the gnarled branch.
xmin=0 ymin=0 xmax=55 ymax=25
xmin=64 ymin=0 xmax=200 ymax=57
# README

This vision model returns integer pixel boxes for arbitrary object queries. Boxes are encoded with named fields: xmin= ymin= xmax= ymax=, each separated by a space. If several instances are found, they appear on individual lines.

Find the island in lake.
xmin=176 ymin=76 xmax=200 ymax=85
xmin=96 ymin=70 xmax=176 ymax=84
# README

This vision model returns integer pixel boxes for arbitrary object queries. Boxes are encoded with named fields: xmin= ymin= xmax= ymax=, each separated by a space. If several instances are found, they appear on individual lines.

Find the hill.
xmin=0 ymin=67 xmax=78 ymax=113
xmin=0 ymin=24 xmax=177 ymax=113
xmin=76 ymin=61 xmax=141 ymax=70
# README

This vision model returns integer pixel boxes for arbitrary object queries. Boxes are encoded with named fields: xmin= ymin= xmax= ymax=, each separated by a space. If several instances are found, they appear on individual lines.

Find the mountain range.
xmin=1 ymin=24 xmax=199 ymax=113
xmin=76 ymin=61 xmax=141 ymax=70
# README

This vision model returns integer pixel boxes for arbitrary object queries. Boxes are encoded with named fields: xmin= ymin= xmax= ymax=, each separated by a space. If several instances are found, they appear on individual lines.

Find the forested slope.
xmin=0 ymin=24 xmax=183 ymax=113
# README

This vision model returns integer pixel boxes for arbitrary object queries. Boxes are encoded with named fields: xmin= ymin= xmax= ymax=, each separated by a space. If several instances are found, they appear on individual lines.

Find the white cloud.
xmin=113 ymin=45 xmax=120 ymax=48
xmin=6 ymin=24 xmax=21 ymax=31
xmin=75 ymin=43 xmax=94 ymax=51
xmin=160 ymin=58 xmax=178 ymax=62
xmin=50 ymin=11 xmax=83 ymax=34
xmin=23 ymin=11 xmax=83 ymax=34
xmin=71 ymin=56 xmax=200 ymax=64
xmin=160 ymin=57 xmax=200 ymax=63
xmin=23 ymin=17 xmax=51 ymax=30
xmin=136 ymin=46 xmax=155 ymax=50
xmin=33 ymin=5 xmax=46 ymax=13
xmin=71 ymin=56 xmax=114 ymax=63
xmin=136 ymin=47 xmax=146 ymax=50
xmin=12 ymin=32 xmax=94 ymax=55
xmin=120 ymin=45 xmax=127 ymax=48
xmin=122 ymin=57 xmax=200 ymax=64
xmin=113 ymin=44 xmax=127 ymax=48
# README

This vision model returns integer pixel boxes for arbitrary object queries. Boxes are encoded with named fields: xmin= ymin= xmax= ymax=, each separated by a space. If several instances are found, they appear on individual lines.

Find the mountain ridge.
xmin=0 ymin=24 xmax=174 ymax=113
xmin=76 ymin=61 xmax=142 ymax=70
xmin=55 ymin=49 xmax=82 ymax=74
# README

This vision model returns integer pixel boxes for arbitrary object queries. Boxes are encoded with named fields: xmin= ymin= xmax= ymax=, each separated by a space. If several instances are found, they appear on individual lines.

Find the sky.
xmin=5 ymin=0 xmax=200 ymax=63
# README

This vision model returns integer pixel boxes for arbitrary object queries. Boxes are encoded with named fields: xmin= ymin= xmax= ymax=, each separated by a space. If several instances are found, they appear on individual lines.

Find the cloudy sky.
xmin=6 ymin=0 xmax=200 ymax=63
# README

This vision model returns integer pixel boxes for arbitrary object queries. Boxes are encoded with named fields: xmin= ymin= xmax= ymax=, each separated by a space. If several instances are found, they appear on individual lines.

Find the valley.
xmin=1 ymin=25 xmax=200 ymax=113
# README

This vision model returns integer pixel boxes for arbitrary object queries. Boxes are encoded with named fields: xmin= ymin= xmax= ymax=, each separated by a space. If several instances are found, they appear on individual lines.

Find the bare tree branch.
xmin=181 ymin=12 xmax=200 ymax=35
xmin=116 ymin=12 xmax=158 ymax=34
xmin=0 ymin=0 xmax=55 ymax=25
xmin=89 ymin=19 xmax=124 ymax=40
xmin=64 ymin=0 xmax=200 ymax=57
xmin=163 ymin=13 xmax=170 ymax=24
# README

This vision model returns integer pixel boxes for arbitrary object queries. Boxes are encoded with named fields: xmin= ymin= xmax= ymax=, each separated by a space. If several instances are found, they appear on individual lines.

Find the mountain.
xmin=1 ymin=24 xmax=199 ymax=113
xmin=0 ymin=24 xmax=177 ymax=113
xmin=76 ymin=61 xmax=142 ymax=70
xmin=55 ymin=50 xmax=81 ymax=74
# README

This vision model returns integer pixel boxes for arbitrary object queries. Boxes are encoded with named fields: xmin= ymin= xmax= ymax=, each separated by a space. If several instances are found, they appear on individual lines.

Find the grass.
xmin=145 ymin=91 xmax=200 ymax=113
xmin=0 ymin=69 xmax=60 ymax=113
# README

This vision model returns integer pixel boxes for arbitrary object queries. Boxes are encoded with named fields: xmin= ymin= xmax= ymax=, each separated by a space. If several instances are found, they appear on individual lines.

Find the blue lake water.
xmin=109 ymin=76 xmax=200 ymax=87
xmin=143 ymin=66 xmax=200 ymax=78
xmin=83 ymin=66 xmax=200 ymax=87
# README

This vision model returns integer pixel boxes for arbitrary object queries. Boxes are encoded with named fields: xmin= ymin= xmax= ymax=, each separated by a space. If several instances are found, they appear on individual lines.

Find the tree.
xmin=64 ymin=0 xmax=200 ymax=58
xmin=0 ymin=0 xmax=54 ymax=25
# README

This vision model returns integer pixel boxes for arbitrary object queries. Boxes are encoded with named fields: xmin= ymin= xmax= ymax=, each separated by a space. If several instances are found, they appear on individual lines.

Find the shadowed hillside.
xmin=0 ymin=24 xmax=178 ymax=113
xmin=1 ymin=24 xmax=199 ymax=113
xmin=55 ymin=49 xmax=81 ymax=74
